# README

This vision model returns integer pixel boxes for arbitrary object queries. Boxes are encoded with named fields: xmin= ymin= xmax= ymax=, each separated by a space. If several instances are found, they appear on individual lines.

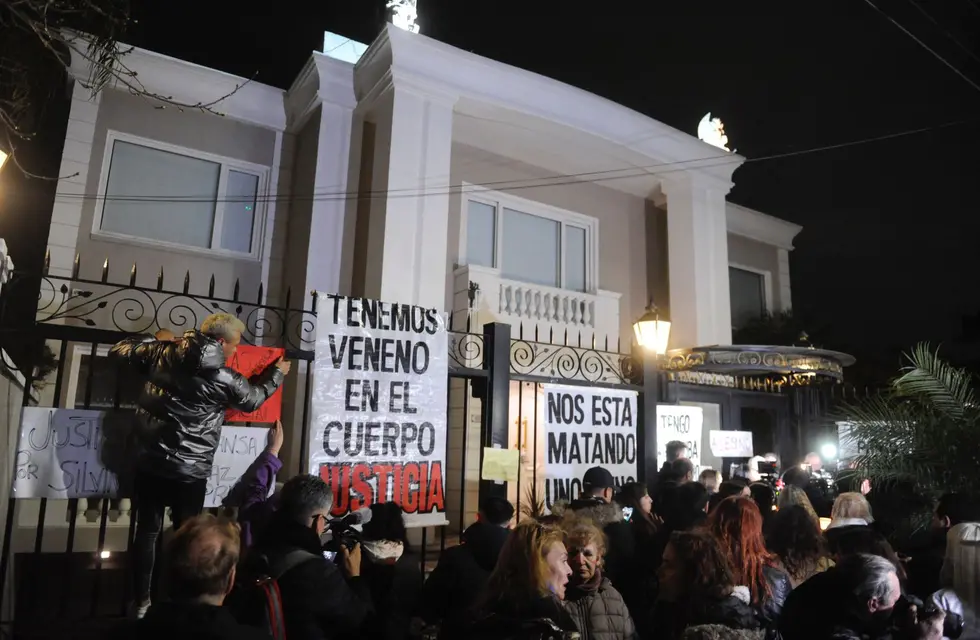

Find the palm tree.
xmin=841 ymin=343 xmax=980 ymax=505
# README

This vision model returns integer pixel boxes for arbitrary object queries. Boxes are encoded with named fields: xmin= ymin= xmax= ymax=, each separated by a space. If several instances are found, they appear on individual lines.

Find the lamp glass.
xmin=633 ymin=316 xmax=671 ymax=355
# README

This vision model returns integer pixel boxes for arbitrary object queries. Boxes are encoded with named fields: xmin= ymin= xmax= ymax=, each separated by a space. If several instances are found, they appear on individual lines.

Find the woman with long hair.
xmin=655 ymin=530 xmax=762 ymax=640
xmin=766 ymin=505 xmax=834 ymax=587
xmin=703 ymin=496 xmax=791 ymax=627
xmin=564 ymin=520 xmax=637 ymax=639
xmin=469 ymin=520 xmax=577 ymax=639
xmin=776 ymin=486 xmax=819 ymax=524
xmin=617 ymin=482 xmax=657 ymax=537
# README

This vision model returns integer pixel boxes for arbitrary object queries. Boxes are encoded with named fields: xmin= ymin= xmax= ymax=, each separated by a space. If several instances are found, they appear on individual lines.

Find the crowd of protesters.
xmin=107 ymin=321 xmax=980 ymax=640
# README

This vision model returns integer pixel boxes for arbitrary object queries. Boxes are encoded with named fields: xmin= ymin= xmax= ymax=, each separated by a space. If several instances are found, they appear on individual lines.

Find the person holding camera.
xmin=245 ymin=474 xmax=373 ymax=639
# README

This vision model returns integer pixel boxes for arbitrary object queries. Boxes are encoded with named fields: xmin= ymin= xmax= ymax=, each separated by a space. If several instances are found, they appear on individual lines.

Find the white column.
xmin=663 ymin=174 xmax=733 ymax=348
xmin=375 ymin=86 xmax=455 ymax=310
xmin=777 ymin=248 xmax=792 ymax=311
xmin=305 ymin=101 xmax=355 ymax=296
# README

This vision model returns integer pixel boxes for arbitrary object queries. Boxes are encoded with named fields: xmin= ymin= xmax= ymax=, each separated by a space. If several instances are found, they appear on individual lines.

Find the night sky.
xmin=2 ymin=0 xmax=979 ymax=383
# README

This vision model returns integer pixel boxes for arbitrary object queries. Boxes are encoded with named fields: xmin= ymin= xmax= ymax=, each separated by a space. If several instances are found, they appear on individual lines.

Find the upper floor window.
xmin=94 ymin=131 xmax=268 ymax=259
xmin=729 ymin=266 xmax=769 ymax=328
xmin=462 ymin=187 xmax=597 ymax=293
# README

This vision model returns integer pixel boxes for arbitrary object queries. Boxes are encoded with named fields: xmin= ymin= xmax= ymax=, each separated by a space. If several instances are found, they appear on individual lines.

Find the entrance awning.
xmin=664 ymin=345 xmax=855 ymax=391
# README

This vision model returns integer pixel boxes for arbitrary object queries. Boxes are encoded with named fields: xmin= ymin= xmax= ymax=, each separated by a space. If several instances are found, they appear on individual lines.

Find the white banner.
xmin=309 ymin=295 xmax=448 ymax=528
xmin=709 ymin=430 xmax=754 ymax=458
xmin=837 ymin=422 xmax=867 ymax=460
xmin=542 ymin=384 xmax=638 ymax=510
xmin=12 ymin=407 xmax=268 ymax=506
xmin=656 ymin=405 xmax=704 ymax=477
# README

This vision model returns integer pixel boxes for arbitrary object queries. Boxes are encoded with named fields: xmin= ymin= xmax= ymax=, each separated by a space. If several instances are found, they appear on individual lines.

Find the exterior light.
xmin=99 ymin=550 xmax=111 ymax=559
xmin=0 ymin=149 xmax=8 ymax=173
xmin=821 ymin=443 xmax=838 ymax=460
xmin=633 ymin=303 xmax=671 ymax=355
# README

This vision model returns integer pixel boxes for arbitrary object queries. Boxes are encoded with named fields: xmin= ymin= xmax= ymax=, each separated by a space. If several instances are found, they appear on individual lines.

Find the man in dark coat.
xmin=111 ymin=313 xmax=289 ymax=616
xmin=421 ymin=496 xmax=515 ymax=638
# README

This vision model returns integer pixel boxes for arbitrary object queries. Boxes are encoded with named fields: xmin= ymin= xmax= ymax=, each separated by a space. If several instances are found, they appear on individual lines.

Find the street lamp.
xmin=632 ymin=303 xmax=671 ymax=355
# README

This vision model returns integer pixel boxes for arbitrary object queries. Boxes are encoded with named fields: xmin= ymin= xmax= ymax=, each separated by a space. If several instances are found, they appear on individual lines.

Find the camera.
xmin=893 ymin=594 xmax=963 ymax=639
xmin=320 ymin=507 xmax=371 ymax=563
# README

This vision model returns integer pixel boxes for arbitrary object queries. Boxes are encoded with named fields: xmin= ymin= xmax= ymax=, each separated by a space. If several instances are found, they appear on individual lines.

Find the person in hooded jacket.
xmin=564 ymin=520 xmax=638 ymax=640
xmin=110 ymin=313 xmax=289 ymax=617
xmin=358 ymin=502 xmax=423 ymax=640
xmin=421 ymin=496 xmax=515 ymax=639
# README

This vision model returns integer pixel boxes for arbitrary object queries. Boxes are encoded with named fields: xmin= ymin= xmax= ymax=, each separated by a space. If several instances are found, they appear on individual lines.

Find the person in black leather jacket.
xmin=111 ymin=313 xmax=288 ymax=616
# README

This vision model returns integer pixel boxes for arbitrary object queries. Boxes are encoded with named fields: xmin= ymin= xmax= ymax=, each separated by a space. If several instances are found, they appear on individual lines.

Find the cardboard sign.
xmin=709 ymin=430 xmax=754 ymax=458
xmin=656 ymin=405 xmax=704 ymax=477
xmin=309 ymin=295 xmax=448 ymax=528
xmin=225 ymin=345 xmax=284 ymax=424
xmin=542 ymin=384 xmax=638 ymax=510
xmin=12 ymin=407 xmax=268 ymax=504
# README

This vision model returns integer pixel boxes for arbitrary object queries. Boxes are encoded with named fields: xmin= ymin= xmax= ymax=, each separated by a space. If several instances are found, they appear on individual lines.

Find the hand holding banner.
xmin=225 ymin=345 xmax=285 ymax=423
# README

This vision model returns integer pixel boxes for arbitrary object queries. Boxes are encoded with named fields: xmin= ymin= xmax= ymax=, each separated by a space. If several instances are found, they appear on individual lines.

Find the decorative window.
xmin=94 ymin=131 xmax=268 ymax=259
xmin=729 ymin=266 xmax=771 ymax=328
xmin=462 ymin=187 xmax=597 ymax=293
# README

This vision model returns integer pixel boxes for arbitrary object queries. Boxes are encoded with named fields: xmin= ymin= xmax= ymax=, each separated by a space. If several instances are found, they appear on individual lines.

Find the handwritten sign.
xmin=709 ymin=430 xmax=754 ymax=458
xmin=309 ymin=295 xmax=448 ymax=528
xmin=225 ymin=345 xmax=284 ymax=423
xmin=656 ymin=404 xmax=704 ymax=477
xmin=12 ymin=407 xmax=268 ymax=502
xmin=205 ymin=426 xmax=272 ymax=508
xmin=543 ymin=384 xmax=638 ymax=509
xmin=481 ymin=447 xmax=521 ymax=483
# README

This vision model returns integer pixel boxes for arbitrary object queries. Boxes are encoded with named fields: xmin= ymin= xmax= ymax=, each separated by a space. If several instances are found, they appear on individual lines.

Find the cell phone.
xmin=622 ymin=506 xmax=634 ymax=522
xmin=322 ymin=550 xmax=337 ymax=562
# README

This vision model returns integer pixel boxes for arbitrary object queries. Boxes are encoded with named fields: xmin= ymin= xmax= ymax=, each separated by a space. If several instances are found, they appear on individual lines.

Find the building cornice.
xmin=354 ymin=25 xmax=744 ymax=187
xmin=285 ymin=53 xmax=356 ymax=131
xmin=65 ymin=34 xmax=287 ymax=131
xmin=726 ymin=202 xmax=802 ymax=250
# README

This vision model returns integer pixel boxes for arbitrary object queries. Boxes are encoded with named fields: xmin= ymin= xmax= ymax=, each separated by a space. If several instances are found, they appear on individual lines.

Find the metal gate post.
xmin=639 ymin=348 xmax=661 ymax=487
xmin=478 ymin=322 xmax=511 ymax=500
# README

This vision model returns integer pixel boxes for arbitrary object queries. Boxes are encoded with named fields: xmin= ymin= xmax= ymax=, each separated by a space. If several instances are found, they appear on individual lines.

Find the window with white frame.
xmin=95 ymin=132 xmax=268 ymax=258
xmin=463 ymin=191 xmax=596 ymax=293
xmin=729 ymin=266 xmax=768 ymax=328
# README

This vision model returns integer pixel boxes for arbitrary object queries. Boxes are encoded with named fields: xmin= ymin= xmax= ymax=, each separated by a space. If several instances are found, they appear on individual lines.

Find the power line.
xmin=903 ymin=0 xmax=980 ymax=66
xmin=50 ymin=116 xmax=976 ymax=205
xmin=862 ymin=0 xmax=980 ymax=95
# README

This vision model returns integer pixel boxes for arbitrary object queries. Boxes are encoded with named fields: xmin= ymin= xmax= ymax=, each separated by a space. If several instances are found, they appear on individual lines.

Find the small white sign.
xmin=709 ymin=430 xmax=754 ymax=458
xmin=656 ymin=405 xmax=704 ymax=477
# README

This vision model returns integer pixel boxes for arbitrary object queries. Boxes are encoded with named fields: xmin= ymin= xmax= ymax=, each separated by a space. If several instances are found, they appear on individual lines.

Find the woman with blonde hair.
xmin=469 ymin=520 xmax=578 ymax=639
xmin=932 ymin=522 xmax=980 ymax=639
xmin=776 ymin=486 xmax=819 ymax=523
xmin=829 ymin=492 xmax=873 ymax=526
xmin=564 ymin=520 xmax=637 ymax=639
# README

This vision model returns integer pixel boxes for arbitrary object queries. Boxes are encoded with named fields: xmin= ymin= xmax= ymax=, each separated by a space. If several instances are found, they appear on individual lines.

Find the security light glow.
xmin=820 ymin=443 xmax=838 ymax=460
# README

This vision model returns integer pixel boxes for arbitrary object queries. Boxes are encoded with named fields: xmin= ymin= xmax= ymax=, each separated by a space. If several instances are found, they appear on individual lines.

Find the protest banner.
xmin=709 ymin=430 xmax=754 ymax=458
xmin=12 ymin=407 xmax=268 ymax=503
xmin=309 ymin=295 xmax=448 ymax=528
xmin=542 ymin=384 xmax=638 ymax=510
xmin=656 ymin=404 xmax=704 ymax=477
xmin=225 ymin=345 xmax=285 ymax=423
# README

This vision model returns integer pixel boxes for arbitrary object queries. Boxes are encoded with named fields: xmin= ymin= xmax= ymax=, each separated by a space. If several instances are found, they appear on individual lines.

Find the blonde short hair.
xmin=831 ymin=492 xmax=874 ymax=523
xmin=201 ymin=313 xmax=246 ymax=342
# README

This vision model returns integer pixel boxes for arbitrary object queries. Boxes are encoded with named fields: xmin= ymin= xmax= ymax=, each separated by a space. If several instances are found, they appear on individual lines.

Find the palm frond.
xmin=893 ymin=343 xmax=976 ymax=419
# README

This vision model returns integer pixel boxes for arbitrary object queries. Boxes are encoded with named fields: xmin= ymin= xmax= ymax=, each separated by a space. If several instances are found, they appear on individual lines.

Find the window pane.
xmin=220 ymin=170 xmax=260 ymax=253
xmin=100 ymin=140 xmax=219 ymax=248
xmin=466 ymin=200 xmax=496 ymax=267
xmin=729 ymin=267 xmax=766 ymax=328
xmin=501 ymin=208 xmax=559 ymax=288
xmin=565 ymin=225 xmax=587 ymax=292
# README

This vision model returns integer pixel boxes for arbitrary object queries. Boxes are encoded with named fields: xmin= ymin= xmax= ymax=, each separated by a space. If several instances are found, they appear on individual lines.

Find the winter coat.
xmin=226 ymin=451 xmax=282 ymax=548
xmin=243 ymin=512 xmax=373 ymax=639
xmin=759 ymin=565 xmax=792 ymax=625
xmin=655 ymin=586 xmax=763 ymax=640
xmin=110 ymin=331 xmax=284 ymax=480
xmin=109 ymin=601 xmax=270 ymax=640
xmin=421 ymin=521 xmax=510 ymax=638
xmin=568 ymin=498 xmax=637 ymax=599
xmin=467 ymin=596 xmax=580 ymax=640
xmin=359 ymin=539 xmax=423 ymax=640
xmin=565 ymin=572 xmax=638 ymax=640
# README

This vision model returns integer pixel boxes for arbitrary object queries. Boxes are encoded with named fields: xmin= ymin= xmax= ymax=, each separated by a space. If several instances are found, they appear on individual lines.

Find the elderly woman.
xmin=564 ymin=521 xmax=637 ymax=639
xmin=825 ymin=492 xmax=874 ymax=551
xmin=469 ymin=520 xmax=577 ymax=639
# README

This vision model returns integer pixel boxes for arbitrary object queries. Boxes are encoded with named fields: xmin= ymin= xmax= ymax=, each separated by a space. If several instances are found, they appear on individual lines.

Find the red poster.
xmin=224 ymin=345 xmax=284 ymax=424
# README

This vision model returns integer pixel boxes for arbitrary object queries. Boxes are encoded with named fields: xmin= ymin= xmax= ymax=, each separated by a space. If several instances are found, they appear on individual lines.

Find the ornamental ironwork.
xmin=664 ymin=345 xmax=854 ymax=382
xmin=510 ymin=338 xmax=638 ymax=386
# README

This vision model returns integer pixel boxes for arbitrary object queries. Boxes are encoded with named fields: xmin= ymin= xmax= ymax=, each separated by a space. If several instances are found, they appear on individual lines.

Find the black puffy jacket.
xmin=110 ymin=330 xmax=284 ymax=480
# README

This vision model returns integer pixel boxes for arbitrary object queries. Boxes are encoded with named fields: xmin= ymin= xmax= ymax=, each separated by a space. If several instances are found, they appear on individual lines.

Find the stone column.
xmin=662 ymin=174 xmax=734 ymax=348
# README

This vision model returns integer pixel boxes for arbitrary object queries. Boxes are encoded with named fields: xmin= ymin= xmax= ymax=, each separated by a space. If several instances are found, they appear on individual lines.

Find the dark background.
xmin=2 ymin=0 xmax=978 ymax=385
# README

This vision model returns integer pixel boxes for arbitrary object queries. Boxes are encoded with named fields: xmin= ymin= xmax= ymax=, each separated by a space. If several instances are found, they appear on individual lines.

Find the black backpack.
xmin=227 ymin=549 xmax=319 ymax=640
